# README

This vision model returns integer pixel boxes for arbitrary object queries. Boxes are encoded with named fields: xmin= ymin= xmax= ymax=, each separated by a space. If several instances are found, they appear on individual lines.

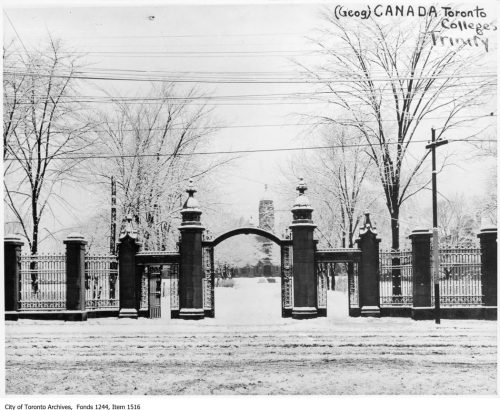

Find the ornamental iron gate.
xmin=136 ymin=251 xmax=180 ymax=319
xmin=315 ymin=261 xmax=329 ymax=316
xmin=146 ymin=265 xmax=162 ymax=319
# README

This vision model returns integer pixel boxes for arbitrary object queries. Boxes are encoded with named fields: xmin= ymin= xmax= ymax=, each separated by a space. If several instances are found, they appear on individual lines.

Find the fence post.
xmin=64 ymin=233 xmax=88 ymax=321
xmin=4 ymin=235 xmax=23 ymax=321
xmin=478 ymin=227 xmax=497 ymax=308
xmin=355 ymin=213 xmax=381 ymax=317
xmin=117 ymin=216 xmax=142 ymax=318
xmin=290 ymin=178 xmax=317 ymax=319
xmin=178 ymin=180 xmax=205 ymax=320
xmin=409 ymin=229 xmax=433 ymax=320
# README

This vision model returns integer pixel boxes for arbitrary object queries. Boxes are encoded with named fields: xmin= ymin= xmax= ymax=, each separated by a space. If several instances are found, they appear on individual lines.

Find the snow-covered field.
xmin=5 ymin=278 xmax=497 ymax=394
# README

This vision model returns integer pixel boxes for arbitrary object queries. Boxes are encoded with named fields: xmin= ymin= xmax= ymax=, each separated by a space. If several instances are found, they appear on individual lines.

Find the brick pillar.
xmin=356 ymin=213 xmax=381 ymax=317
xmin=290 ymin=178 xmax=317 ymax=319
xmin=118 ymin=216 xmax=142 ymax=318
xmin=64 ymin=233 xmax=88 ymax=321
xmin=478 ymin=227 xmax=497 ymax=307
xmin=409 ymin=229 xmax=433 ymax=320
xmin=178 ymin=179 xmax=205 ymax=320
xmin=4 ymin=235 xmax=23 ymax=320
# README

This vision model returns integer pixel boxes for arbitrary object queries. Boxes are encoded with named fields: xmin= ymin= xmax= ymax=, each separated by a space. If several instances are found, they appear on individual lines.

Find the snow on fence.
xmin=19 ymin=253 xmax=67 ymax=311
xmin=432 ymin=245 xmax=482 ymax=306
xmin=84 ymin=254 xmax=119 ymax=310
xmin=19 ymin=253 xmax=121 ymax=311
xmin=379 ymin=249 xmax=413 ymax=306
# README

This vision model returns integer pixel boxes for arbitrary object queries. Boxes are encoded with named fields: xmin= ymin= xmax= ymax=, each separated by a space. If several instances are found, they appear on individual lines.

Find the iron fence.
xmin=431 ymin=245 xmax=482 ymax=306
xmin=379 ymin=249 xmax=413 ymax=306
xmin=85 ymin=254 xmax=119 ymax=310
xmin=19 ymin=253 xmax=66 ymax=310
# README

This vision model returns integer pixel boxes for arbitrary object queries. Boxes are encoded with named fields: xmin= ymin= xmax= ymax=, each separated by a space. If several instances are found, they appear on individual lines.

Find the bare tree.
xmin=299 ymin=11 xmax=496 ymax=251
xmin=286 ymin=126 xmax=374 ymax=248
xmin=437 ymin=194 xmax=479 ymax=246
xmin=91 ymin=83 xmax=230 ymax=251
xmin=3 ymin=39 xmax=95 ymax=254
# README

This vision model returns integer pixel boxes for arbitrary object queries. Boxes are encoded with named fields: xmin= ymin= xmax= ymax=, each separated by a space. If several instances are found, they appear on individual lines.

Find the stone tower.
xmin=259 ymin=184 xmax=275 ymax=231
xmin=258 ymin=185 xmax=275 ymax=277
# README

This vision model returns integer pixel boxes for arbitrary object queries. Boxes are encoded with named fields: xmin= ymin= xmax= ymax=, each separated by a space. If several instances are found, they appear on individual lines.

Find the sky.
xmin=2 ymin=0 xmax=498 ymax=246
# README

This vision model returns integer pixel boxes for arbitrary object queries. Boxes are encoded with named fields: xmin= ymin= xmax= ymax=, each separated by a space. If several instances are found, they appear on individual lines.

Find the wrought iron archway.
xmin=201 ymin=227 xmax=293 ymax=318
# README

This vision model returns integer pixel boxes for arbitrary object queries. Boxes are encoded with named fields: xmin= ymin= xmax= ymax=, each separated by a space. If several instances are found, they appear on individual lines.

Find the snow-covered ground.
xmin=5 ymin=278 xmax=497 ymax=394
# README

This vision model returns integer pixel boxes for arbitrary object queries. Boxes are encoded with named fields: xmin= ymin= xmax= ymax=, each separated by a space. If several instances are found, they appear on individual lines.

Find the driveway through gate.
xmin=201 ymin=227 xmax=293 ymax=318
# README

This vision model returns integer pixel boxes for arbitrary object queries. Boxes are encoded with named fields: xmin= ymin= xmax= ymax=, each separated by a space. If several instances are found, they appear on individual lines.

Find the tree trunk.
xmin=348 ymin=216 xmax=354 ymax=248
xmin=31 ymin=199 xmax=39 ymax=293
xmin=390 ymin=210 xmax=400 ymax=251
xmin=31 ymin=199 xmax=38 ymax=255
xmin=390 ymin=209 xmax=402 ymax=298
xmin=340 ymin=206 xmax=346 ymax=248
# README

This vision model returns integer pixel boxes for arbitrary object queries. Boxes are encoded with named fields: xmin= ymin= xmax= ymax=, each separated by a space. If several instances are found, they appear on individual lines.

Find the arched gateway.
xmin=211 ymin=227 xmax=283 ymax=247
xmin=201 ymin=227 xmax=292 ymax=319
xmin=175 ymin=180 xmax=300 ymax=320
xmin=122 ymin=178 xmax=380 ymax=321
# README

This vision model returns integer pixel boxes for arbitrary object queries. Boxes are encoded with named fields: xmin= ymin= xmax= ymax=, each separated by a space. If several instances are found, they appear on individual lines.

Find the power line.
xmin=15 ymin=114 xmax=492 ymax=135
xmin=7 ymin=99 xmax=498 ymax=108
xmin=4 ymin=138 xmax=495 ymax=162
xmin=4 ymin=70 xmax=496 ymax=84
xmin=6 ymin=64 xmax=495 ymax=79
xmin=50 ymin=49 xmax=317 ymax=55
xmin=5 ymin=85 xmax=496 ymax=102
xmin=58 ymin=32 xmax=306 ymax=39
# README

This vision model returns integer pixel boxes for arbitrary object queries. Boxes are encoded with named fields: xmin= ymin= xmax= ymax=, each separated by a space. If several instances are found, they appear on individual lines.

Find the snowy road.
xmin=5 ymin=279 xmax=497 ymax=394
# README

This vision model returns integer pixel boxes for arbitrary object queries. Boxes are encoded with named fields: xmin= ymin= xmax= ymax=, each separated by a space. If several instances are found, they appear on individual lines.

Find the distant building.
xmin=258 ymin=185 xmax=275 ymax=277
xmin=259 ymin=184 xmax=275 ymax=231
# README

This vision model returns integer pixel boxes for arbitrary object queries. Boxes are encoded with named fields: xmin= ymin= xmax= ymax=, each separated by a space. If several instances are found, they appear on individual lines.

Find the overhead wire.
xmin=4 ymin=138 xmax=496 ymax=162
xmin=4 ymin=70 xmax=496 ymax=84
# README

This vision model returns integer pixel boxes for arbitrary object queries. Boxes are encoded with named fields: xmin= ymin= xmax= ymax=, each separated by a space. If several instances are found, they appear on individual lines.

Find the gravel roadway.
xmin=4 ymin=282 xmax=497 ymax=395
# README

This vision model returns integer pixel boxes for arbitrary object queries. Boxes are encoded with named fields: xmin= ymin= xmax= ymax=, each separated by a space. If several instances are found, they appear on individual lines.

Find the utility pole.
xmin=425 ymin=128 xmax=448 ymax=325
xmin=110 ymin=176 xmax=117 ymax=255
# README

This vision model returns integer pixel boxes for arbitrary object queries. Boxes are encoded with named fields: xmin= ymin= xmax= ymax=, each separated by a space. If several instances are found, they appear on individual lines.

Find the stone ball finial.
xmin=186 ymin=178 xmax=197 ymax=196
xmin=182 ymin=178 xmax=200 ymax=211
xmin=293 ymin=177 xmax=312 ymax=209
xmin=296 ymin=177 xmax=307 ymax=195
